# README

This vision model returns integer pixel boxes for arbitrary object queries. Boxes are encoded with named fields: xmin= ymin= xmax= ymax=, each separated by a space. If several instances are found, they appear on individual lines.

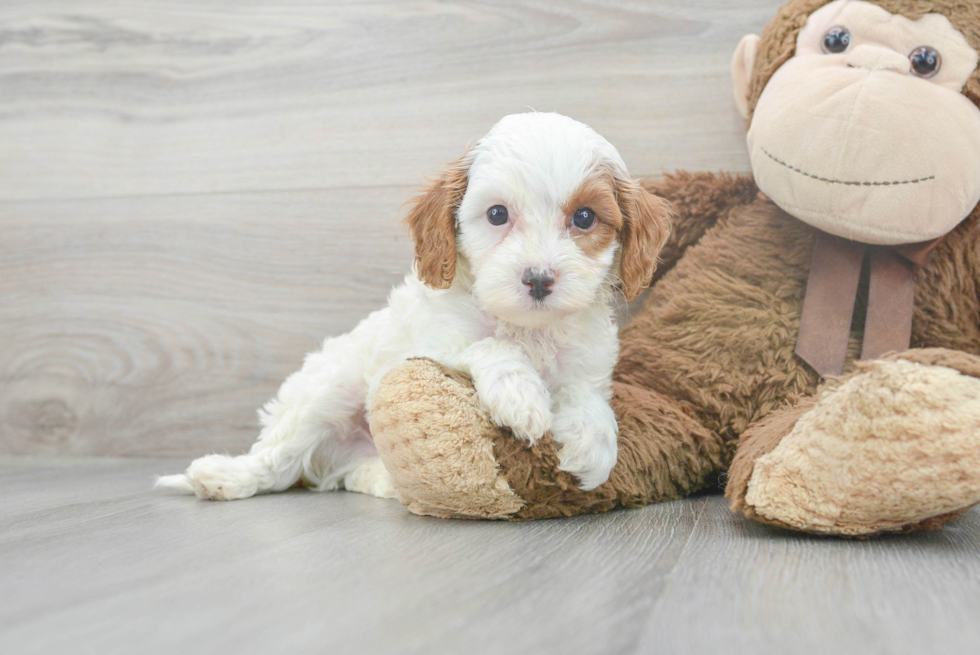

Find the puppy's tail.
xmin=154 ymin=473 xmax=194 ymax=494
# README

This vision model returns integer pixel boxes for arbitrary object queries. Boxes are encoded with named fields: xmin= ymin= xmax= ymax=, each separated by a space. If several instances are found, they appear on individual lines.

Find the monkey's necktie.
xmin=795 ymin=232 xmax=939 ymax=378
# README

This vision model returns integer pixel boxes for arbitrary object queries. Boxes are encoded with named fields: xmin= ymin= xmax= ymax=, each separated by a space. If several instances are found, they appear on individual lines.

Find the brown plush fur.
xmin=615 ymin=199 xmax=822 ymax=447
xmin=747 ymin=0 xmax=980 ymax=120
xmin=615 ymin=191 xmax=978 ymax=470
xmin=492 ymin=380 xmax=729 ymax=519
xmin=403 ymin=157 xmax=468 ymax=289
xmin=642 ymin=171 xmax=760 ymax=284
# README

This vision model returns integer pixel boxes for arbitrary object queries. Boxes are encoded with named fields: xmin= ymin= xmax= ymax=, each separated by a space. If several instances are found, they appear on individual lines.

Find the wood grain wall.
xmin=0 ymin=0 xmax=782 ymax=457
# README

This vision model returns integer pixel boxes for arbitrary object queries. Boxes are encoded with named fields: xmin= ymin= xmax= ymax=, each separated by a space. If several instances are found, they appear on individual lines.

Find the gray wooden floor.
xmin=2 ymin=456 xmax=980 ymax=655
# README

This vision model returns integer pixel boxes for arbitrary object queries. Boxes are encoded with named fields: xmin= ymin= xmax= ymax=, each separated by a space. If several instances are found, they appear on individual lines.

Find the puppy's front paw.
xmin=476 ymin=368 xmax=552 ymax=443
xmin=552 ymin=406 xmax=618 ymax=491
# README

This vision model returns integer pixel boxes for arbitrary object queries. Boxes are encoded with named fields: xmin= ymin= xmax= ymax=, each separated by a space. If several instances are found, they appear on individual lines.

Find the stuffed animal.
xmin=368 ymin=0 xmax=980 ymax=535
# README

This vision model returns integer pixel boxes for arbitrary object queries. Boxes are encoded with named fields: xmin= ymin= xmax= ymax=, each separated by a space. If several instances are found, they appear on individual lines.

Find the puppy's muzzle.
xmin=522 ymin=268 xmax=555 ymax=300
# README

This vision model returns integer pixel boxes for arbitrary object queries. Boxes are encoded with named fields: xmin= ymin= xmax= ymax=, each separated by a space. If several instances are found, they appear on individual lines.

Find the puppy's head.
xmin=405 ymin=112 xmax=670 ymax=327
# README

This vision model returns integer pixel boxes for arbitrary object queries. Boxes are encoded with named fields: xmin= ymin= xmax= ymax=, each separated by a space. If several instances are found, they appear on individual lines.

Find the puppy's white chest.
xmin=494 ymin=322 xmax=565 ymax=382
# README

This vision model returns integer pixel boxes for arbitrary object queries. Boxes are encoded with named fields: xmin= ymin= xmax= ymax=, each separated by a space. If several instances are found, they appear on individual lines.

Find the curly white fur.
xmin=157 ymin=112 xmax=659 ymax=500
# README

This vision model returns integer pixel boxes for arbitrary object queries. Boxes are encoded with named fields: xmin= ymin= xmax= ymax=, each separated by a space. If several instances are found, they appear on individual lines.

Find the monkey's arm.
xmin=642 ymin=171 xmax=757 ymax=285
xmin=911 ymin=207 xmax=980 ymax=353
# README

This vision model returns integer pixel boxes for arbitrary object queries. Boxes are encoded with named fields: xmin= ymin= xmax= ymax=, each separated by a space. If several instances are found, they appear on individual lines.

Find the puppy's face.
xmin=405 ymin=113 xmax=670 ymax=327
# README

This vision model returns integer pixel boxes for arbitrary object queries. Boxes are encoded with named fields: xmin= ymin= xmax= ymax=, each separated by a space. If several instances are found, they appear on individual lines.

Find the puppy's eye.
xmin=909 ymin=46 xmax=941 ymax=78
xmin=572 ymin=207 xmax=596 ymax=230
xmin=487 ymin=205 xmax=509 ymax=226
xmin=822 ymin=26 xmax=850 ymax=54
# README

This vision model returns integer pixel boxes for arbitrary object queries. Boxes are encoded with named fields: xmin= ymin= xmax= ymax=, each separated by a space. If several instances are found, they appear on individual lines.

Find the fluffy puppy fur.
xmin=156 ymin=112 xmax=670 ymax=500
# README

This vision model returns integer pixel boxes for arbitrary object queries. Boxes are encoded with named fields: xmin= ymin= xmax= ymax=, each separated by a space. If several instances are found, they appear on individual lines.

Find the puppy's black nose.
xmin=522 ymin=268 xmax=555 ymax=300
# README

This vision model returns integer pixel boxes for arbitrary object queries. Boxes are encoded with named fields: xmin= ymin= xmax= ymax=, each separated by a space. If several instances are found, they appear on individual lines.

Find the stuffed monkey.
xmin=369 ymin=0 xmax=980 ymax=535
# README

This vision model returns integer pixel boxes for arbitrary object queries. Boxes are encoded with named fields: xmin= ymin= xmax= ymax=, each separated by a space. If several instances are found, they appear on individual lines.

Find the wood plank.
xmin=1 ymin=456 xmax=978 ymax=654
xmin=0 ymin=188 xmax=414 ymax=456
xmin=0 ymin=0 xmax=783 ymax=202
xmin=636 ymin=500 xmax=980 ymax=653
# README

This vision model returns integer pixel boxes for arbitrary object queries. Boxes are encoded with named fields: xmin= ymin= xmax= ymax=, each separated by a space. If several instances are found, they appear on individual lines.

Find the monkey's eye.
xmin=909 ymin=46 xmax=941 ymax=78
xmin=487 ymin=205 xmax=509 ymax=226
xmin=822 ymin=26 xmax=851 ymax=54
xmin=572 ymin=207 xmax=596 ymax=230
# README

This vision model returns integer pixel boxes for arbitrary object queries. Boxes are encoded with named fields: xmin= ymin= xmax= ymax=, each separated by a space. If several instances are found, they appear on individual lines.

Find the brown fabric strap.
xmin=892 ymin=237 xmax=942 ymax=267
xmin=795 ymin=233 xmax=866 ymax=378
xmin=861 ymin=248 xmax=915 ymax=361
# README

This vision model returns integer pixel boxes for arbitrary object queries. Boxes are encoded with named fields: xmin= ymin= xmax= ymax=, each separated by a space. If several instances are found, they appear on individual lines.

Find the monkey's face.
xmin=734 ymin=0 xmax=980 ymax=245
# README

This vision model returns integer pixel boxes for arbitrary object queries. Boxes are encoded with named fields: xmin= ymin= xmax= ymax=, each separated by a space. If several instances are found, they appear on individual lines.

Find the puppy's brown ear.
xmin=616 ymin=178 xmax=671 ymax=302
xmin=403 ymin=156 xmax=469 ymax=289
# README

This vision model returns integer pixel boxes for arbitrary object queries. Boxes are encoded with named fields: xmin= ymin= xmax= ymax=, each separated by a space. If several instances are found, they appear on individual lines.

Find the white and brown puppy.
xmin=157 ymin=112 xmax=669 ymax=500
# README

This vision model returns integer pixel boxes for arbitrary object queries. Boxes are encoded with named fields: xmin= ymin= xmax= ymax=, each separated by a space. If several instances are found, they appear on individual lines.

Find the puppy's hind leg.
xmin=341 ymin=456 xmax=397 ymax=499
xmin=157 ymin=326 xmax=378 ymax=501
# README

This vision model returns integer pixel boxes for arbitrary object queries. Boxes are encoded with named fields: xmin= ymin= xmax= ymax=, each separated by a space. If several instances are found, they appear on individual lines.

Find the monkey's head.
xmin=733 ymin=0 xmax=980 ymax=245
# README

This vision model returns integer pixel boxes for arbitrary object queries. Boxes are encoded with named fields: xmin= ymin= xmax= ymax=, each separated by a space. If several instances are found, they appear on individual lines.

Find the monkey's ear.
xmin=732 ymin=34 xmax=760 ymax=120
xmin=616 ymin=179 xmax=671 ymax=303
xmin=403 ymin=156 xmax=469 ymax=289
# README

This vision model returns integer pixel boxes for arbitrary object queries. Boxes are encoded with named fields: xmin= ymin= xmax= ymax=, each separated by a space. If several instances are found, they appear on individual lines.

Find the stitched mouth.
xmin=762 ymin=148 xmax=935 ymax=187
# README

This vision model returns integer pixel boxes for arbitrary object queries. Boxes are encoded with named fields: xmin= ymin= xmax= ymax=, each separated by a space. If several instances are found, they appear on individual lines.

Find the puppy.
xmin=156 ymin=112 xmax=670 ymax=500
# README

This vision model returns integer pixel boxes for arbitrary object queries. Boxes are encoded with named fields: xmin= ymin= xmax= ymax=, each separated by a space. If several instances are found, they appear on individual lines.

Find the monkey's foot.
xmin=727 ymin=349 xmax=980 ymax=536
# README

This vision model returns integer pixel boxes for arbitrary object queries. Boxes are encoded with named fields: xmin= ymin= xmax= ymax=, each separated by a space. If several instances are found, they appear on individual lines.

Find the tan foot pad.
xmin=745 ymin=358 xmax=980 ymax=536
xmin=370 ymin=358 xmax=526 ymax=519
